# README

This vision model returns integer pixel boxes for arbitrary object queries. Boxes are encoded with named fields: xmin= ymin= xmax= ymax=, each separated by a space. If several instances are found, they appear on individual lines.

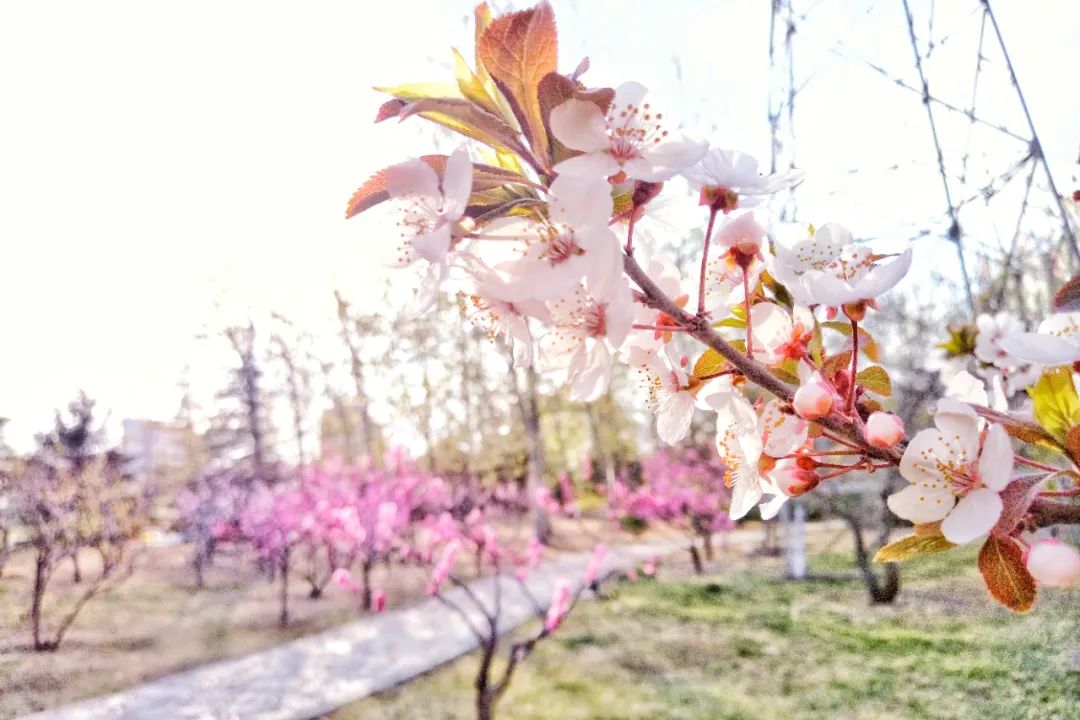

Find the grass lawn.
xmin=330 ymin=545 xmax=1080 ymax=720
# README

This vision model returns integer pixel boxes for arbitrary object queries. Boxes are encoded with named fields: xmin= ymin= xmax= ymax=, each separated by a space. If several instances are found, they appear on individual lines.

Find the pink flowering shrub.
xmin=610 ymin=446 xmax=733 ymax=573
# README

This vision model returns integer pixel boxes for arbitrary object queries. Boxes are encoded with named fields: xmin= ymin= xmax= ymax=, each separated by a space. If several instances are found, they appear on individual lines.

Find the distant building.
xmin=121 ymin=419 xmax=202 ymax=481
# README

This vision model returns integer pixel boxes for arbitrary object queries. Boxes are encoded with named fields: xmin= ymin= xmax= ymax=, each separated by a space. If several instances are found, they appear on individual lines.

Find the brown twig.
xmin=623 ymin=251 xmax=901 ymax=464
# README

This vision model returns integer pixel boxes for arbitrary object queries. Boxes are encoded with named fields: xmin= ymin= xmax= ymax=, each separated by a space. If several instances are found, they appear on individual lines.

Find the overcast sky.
xmin=1 ymin=0 xmax=1077 ymax=451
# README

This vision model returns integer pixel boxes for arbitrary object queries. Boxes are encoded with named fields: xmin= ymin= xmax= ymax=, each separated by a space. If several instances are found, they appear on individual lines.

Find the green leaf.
xmin=856 ymin=366 xmax=892 ymax=396
xmin=936 ymin=323 xmax=978 ymax=357
xmin=693 ymin=349 xmax=730 ymax=379
xmin=874 ymin=534 xmax=954 ymax=563
xmin=1028 ymin=367 xmax=1080 ymax=443
xmin=373 ymin=81 xmax=464 ymax=101
xmin=821 ymin=321 xmax=879 ymax=361
xmin=713 ymin=317 xmax=747 ymax=329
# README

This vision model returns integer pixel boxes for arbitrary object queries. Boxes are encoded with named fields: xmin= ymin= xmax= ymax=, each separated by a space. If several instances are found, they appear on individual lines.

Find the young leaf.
xmin=397 ymin=98 xmax=524 ymax=154
xmin=977 ymin=535 xmax=1037 ymax=613
xmin=451 ymin=47 xmax=501 ymax=116
xmin=975 ymin=405 xmax=1063 ymax=450
xmin=345 ymin=157 xmax=531 ymax=219
xmin=693 ymin=349 xmax=730 ymax=379
xmin=477 ymin=1 xmax=558 ymax=163
xmin=538 ymin=71 xmax=614 ymax=164
xmin=856 ymin=366 xmax=892 ymax=396
xmin=992 ymin=474 xmax=1047 ymax=537
xmin=821 ymin=321 xmax=879 ymax=361
xmin=873 ymin=533 xmax=954 ymax=563
xmin=1027 ymin=367 xmax=1080 ymax=443
xmin=714 ymin=317 xmax=747 ymax=329
xmin=373 ymin=81 xmax=464 ymax=101
xmin=822 ymin=350 xmax=852 ymax=380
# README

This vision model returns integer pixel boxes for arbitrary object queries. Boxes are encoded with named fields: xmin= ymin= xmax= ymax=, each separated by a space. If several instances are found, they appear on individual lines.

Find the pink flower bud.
xmin=584 ymin=543 xmax=608 ymax=585
xmin=865 ymin=412 xmax=905 ymax=449
xmin=372 ymin=589 xmax=387 ymax=613
xmin=1026 ymin=538 xmax=1080 ymax=587
xmin=642 ymin=558 xmax=658 ymax=577
xmin=427 ymin=537 xmax=462 ymax=596
xmin=544 ymin=579 xmax=572 ymax=632
xmin=771 ymin=460 xmax=820 ymax=497
xmin=332 ymin=567 xmax=359 ymax=593
xmin=626 ymin=569 xmax=639 ymax=582
xmin=793 ymin=374 xmax=834 ymax=420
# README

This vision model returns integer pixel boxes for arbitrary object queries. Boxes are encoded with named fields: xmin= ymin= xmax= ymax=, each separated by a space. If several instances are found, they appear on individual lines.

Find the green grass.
xmin=329 ymin=547 xmax=1080 ymax=720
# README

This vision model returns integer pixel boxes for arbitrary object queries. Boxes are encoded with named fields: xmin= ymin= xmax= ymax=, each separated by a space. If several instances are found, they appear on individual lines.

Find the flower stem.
xmin=743 ymin=271 xmax=754 ymax=359
xmin=696 ymin=208 xmax=719 ymax=317
xmin=1038 ymin=488 xmax=1080 ymax=497
xmin=632 ymin=323 xmax=689 ymax=333
xmin=1014 ymin=455 xmax=1065 ymax=474
xmin=624 ymin=214 xmax=638 ymax=256
xmin=847 ymin=319 xmax=859 ymax=413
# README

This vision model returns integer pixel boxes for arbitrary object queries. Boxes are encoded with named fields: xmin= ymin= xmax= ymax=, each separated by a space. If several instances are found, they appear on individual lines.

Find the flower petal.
xmin=758 ymin=399 xmax=808 ymax=457
xmin=411 ymin=224 xmax=452 ymax=264
xmin=613 ymin=81 xmax=648 ymax=109
xmin=554 ymin=151 xmax=620 ymax=179
xmin=977 ymin=424 xmax=1014 ymax=492
xmin=886 ymin=484 xmax=954 ymax=524
xmin=570 ymin=341 xmax=612 ymax=401
xmin=728 ymin=472 xmax=763 ymax=521
xmin=549 ymin=99 xmax=610 ymax=153
xmin=635 ymin=138 xmax=708 ymax=181
xmin=940 ymin=488 xmax=1003 ymax=544
xmin=387 ymin=158 xmax=440 ymax=200
xmin=549 ymin=173 xmax=613 ymax=228
xmin=856 ymin=248 xmax=912 ymax=297
xmin=998 ymin=332 xmax=1080 ymax=366
xmin=441 ymin=146 xmax=473 ymax=214
xmin=657 ymin=391 xmax=695 ymax=445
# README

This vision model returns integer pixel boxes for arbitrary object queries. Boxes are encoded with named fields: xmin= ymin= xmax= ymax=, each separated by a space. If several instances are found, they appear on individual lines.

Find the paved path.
xmin=24 ymin=542 xmax=681 ymax=720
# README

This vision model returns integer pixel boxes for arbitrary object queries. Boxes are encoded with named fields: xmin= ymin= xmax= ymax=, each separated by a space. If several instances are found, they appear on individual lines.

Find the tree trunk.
xmin=846 ymin=515 xmax=901 ymax=604
xmin=278 ymin=549 xmax=290 ymax=629
xmin=584 ymin=402 xmax=617 ymax=496
xmin=360 ymin=560 xmax=373 ymax=611
xmin=688 ymin=544 xmax=704 ymax=575
xmin=523 ymin=366 xmax=551 ymax=544
xmin=702 ymin=532 xmax=715 ymax=562
xmin=31 ymin=546 xmax=49 ymax=651
xmin=475 ymin=637 xmax=498 ymax=720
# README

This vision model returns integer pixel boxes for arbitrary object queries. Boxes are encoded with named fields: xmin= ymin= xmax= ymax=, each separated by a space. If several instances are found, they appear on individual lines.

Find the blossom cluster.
xmin=348 ymin=1 xmax=1080 ymax=611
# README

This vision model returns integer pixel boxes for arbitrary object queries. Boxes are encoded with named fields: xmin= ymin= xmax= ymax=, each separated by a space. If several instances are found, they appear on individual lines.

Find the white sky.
xmin=1 ymin=0 xmax=1077 ymax=451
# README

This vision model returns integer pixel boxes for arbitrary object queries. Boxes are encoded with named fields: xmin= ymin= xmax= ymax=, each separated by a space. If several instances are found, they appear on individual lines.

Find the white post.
xmin=785 ymin=501 xmax=807 ymax=579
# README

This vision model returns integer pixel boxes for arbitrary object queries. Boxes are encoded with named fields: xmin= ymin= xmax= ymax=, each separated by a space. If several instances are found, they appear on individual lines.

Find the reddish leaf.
xmin=1053 ymin=272 xmax=1080 ymax=312
xmin=345 ymin=156 xmax=531 ymax=219
xmin=978 ymin=535 xmax=1037 ymax=613
xmin=993 ymin=474 xmax=1047 ymax=537
xmin=537 ymin=72 xmax=614 ymax=164
xmin=375 ymin=99 xmax=408 ymax=123
xmin=477 ymin=1 xmax=558 ymax=163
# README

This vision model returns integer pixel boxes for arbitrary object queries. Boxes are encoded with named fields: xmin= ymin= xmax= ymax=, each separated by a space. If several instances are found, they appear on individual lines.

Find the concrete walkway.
xmin=24 ymin=542 xmax=680 ymax=720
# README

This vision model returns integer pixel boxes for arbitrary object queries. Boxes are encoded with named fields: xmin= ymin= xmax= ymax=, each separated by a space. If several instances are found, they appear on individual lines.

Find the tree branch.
xmin=623 ymin=251 xmax=901 ymax=464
